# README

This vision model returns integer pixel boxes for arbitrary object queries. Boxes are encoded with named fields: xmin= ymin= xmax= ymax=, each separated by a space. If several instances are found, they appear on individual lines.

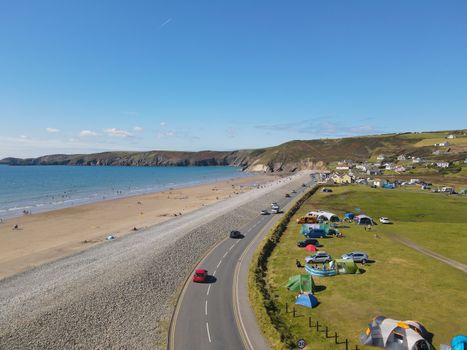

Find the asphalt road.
xmin=170 ymin=176 xmax=317 ymax=350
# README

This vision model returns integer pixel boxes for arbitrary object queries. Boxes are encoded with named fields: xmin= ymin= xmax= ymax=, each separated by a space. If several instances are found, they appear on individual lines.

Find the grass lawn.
xmin=259 ymin=185 xmax=467 ymax=349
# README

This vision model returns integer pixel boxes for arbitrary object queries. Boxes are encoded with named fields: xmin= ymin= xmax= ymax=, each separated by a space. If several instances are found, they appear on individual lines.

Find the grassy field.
xmin=256 ymin=185 xmax=467 ymax=349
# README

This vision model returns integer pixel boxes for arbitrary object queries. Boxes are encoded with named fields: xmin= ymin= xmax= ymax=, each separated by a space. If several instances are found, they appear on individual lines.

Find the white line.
xmin=206 ymin=322 xmax=212 ymax=343
xmin=229 ymin=244 xmax=235 ymax=251
xmin=247 ymin=228 xmax=252 ymax=233
xmin=205 ymin=300 xmax=208 ymax=315
xmin=207 ymin=284 xmax=211 ymax=295
xmin=213 ymin=269 xmax=217 ymax=276
xmin=223 ymin=251 xmax=228 ymax=258
xmin=216 ymin=260 xmax=222 ymax=269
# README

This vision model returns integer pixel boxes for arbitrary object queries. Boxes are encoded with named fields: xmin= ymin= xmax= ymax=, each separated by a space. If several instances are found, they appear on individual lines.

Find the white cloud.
xmin=79 ymin=130 xmax=98 ymax=137
xmin=46 ymin=127 xmax=60 ymax=133
xmin=103 ymin=128 xmax=133 ymax=138
xmin=160 ymin=18 xmax=172 ymax=28
xmin=133 ymin=126 xmax=144 ymax=132
xmin=156 ymin=130 xmax=175 ymax=138
xmin=160 ymin=121 xmax=166 ymax=127
xmin=20 ymin=135 xmax=28 ymax=139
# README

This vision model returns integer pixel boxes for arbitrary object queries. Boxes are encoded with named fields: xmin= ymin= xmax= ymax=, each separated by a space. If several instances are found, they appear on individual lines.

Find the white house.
xmin=409 ymin=178 xmax=420 ymax=184
xmin=447 ymin=134 xmax=456 ymax=139
xmin=367 ymin=168 xmax=381 ymax=176
xmin=436 ymin=161 xmax=450 ymax=168
xmin=356 ymin=164 xmax=368 ymax=172
xmin=376 ymin=154 xmax=385 ymax=161
xmin=412 ymin=157 xmax=423 ymax=163
xmin=432 ymin=150 xmax=441 ymax=155
xmin=384 ymin=163 xmax=396 ymax=170
xmin=395 ymin=165 xmax=406 ymax=172
xmin=372 ymin=178 xmax=388 ymax=188
xmin=336 ymin=166 xmax=350 ymax=170
xmin=434 ymin=141 xmax=450 ymax=147
xmin=397 ymin=154 xmax=407 ymax=161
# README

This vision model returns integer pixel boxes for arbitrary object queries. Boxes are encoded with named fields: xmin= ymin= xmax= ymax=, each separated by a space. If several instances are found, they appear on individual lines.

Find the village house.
xmin=446 ymin=134 xmax=456 ymax=139
xmin=336 ymin=166 xmax=350 ymax=170
xmin=370 ymin=178 xmax=388 ymax=188
xmin=384 ymin=163 xmax=396 ymax=170
xmin=395 ymin=165 xmax=406 ymax=172
xmin=331 ymin=173 xmax=354 ymax=184
xmin=436 ymin=161 xmax=450 ymax=168
xmin=434 ymin=141 xmax=450 ymax=147
xmin=366 ymin=168 xmax=382 ymax=176
xmin=376 ymin=154 xmax=385 ymax=161
xmin=397 ymin=154 xmax=407 ymax=161
xmin=412 ymin=157 xmax=423 ymax=163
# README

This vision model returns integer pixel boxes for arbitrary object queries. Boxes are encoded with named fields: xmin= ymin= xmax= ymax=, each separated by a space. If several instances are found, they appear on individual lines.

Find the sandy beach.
xmin=0 ymin=174 xmax=276 ymax=280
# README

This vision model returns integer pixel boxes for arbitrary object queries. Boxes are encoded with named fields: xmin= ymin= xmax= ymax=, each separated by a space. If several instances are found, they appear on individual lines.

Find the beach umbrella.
xmin=305 ymin=244 xmax=317 ymax=252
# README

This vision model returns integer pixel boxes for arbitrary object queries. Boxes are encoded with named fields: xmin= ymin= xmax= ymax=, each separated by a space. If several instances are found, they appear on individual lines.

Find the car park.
xmin=297 ymin=238 xmax=320 ymax=247
xmin=305 ymin=252 xmax=332 ymax=264
xmin=229 ymin=230 xmax=242 ymax=239
xmin=192 ymin=269 xmax=208 ymax=283
xmin=379 ymin=217 xmax=392 ymax=224
xmin=341 ymin=252 xmax=369 ymax=264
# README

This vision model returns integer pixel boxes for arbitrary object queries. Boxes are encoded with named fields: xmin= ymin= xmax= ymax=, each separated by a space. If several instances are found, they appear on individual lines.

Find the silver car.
xmin=305 ymin=252 xmax=332 ymax=264
xmin=341 ymin=252 xmax=369 ymax=264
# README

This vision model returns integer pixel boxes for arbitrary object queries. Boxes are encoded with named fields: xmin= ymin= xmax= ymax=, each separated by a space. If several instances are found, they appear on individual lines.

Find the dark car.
xmin=297 ymin=238 xmax=320 ymax=247
xmin=285 ymin=193 xmax=291 ymax=198
xmin=229 ymin=230 xmax=242 ymax=239
xmin=322 ymin=188 xmax=333 ymax=193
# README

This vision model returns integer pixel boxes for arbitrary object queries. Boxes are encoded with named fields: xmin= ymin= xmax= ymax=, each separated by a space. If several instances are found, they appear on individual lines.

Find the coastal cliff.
xmin=2 ymin=130 xmax=466 ymax=172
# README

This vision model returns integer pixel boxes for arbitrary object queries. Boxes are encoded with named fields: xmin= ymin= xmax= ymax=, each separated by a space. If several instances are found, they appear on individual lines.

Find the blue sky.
xmin=0 ymin=0 xmax=466 ymax=158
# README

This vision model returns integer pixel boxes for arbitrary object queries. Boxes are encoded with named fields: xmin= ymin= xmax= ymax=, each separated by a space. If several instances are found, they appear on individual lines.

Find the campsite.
xmin=258 ymin=185 xmax=467 ymax=349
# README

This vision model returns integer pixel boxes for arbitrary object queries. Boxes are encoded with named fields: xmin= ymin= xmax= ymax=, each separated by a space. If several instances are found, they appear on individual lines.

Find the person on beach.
xmin=12 ymin=224 xmax=19 ymax=230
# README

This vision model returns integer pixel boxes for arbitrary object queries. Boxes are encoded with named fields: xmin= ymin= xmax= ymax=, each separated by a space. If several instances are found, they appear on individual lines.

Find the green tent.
xmin=286 ymin=274 xmax=315 ymax=293
xmin=332 ymin=259 xmax=361 ymax=275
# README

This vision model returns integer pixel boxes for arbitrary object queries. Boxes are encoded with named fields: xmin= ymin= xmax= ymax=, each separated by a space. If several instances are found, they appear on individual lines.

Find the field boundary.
xmin=248 ymin=184 xmax=319 ymax=348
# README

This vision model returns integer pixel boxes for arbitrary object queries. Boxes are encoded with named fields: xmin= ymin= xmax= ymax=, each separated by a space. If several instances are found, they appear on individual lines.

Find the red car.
xmin=192 ymin=269 xmax=208 ymax=283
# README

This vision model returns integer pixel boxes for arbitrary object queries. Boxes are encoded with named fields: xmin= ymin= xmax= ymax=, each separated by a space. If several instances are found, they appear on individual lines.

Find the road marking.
xmin=207 ymin=284 xmax=211 ymax=295
xmin=205 ymin=300 xmax=208 ymax=315
xmin=223 ymin=251 xmax=228 ymax=258
xmin=206 ymin=322 xmax=212 ymax=343
xmin=229 ymin=244 xmax=235 ymax=251
xmin=216 ymin=260 xmax=222 ymax=269
xmin=213 ymin=269 xmax=217 ymax=276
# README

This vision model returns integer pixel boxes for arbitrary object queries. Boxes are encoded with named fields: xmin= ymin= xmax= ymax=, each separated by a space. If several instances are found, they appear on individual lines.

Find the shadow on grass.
xmin=314 ymin=285 xmax=327 ymax=293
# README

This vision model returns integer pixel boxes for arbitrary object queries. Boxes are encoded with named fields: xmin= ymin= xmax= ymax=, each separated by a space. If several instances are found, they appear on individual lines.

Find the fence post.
xmin=325 ymin=326 xmax=329 ymax=338
xmin=345 ymin=338 xmax=349 ymax=350
xmin=334 ymin=332 xmax=338 ymax=344
xmin=315 ymin=321 xmax=320 ymax=331
xmin=292 ymin=307 xmax=296 ymax=318
xmin=285 ymin=302 xmax=288 ymax=313
xmin=308 ymin=316 xmax=312 ymax=328
xmin=355 ymin=346 xmax=359 ymax=350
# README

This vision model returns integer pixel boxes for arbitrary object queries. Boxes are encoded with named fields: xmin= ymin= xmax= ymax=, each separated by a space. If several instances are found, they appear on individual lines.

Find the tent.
xmin=441 ymin=335 xmax=467 ymax=350
xmin=295 ymin=293 xmax=318 ymax=308
xmin=286 ymin=274 xmax=315 ymax=293
xmin=333 ymin=259 xmax=361 ymax=275
xmin=307 ymin=211 xmax=340 ymax=222
xmin=305 ymin=244 xmax=317 ymax=252
xmin=344 ymin=212 xmax=355 ymax=220
xmin=360 ymin=316 xmax=433 ymax=350
xmin=355 ymin=215 xmax=374 ymax=225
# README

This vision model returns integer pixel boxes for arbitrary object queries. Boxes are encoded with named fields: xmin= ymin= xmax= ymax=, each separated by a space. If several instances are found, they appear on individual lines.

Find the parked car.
xmin=379 ymin=217 xmax=392 ymax=224
xmin=341 ymin=252 xmax=369 ymax=264
xmin=271 ymin=208 xmax=280 ymax=214
xmin=305 ymin=252 xmax=332 ymax=264
xmin=322 ymin=188 xmax=333 ymax=193
xmin=192 ymin=269 xmax=208 ymax=283
xmin=271 ymin=202 xmax=278 ymax=208
xmin=229 ymin=230 xmax=242 ymax=239
xmin=260 ymin=209 xmax=269 ymax=215
xmin=297 ymin=238 xmax=320 ymax=248
xmin=285 ymin=193 xmax=291 ymax=198
xmin=292 ymin=190 xmax=297 ymax=194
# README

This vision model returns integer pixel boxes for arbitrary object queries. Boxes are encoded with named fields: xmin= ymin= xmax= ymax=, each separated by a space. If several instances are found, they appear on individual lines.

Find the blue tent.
xmin=295 ymin=293 xmax=318 ymax=308
xmin=344 ymin=212 xmax=355 ymax=220
xmin=451 ymin=335 xmax=467 ymax=350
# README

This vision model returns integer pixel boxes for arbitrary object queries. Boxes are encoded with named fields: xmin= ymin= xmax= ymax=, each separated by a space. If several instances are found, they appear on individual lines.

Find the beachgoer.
xmin=133 ymin=227 xmax=138 ymax=231
xmin=12 ymin=224 xmax=19 ymax=230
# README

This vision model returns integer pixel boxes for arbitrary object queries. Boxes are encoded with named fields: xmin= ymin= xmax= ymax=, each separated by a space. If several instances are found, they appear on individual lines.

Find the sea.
xmin=0 ymin=165 xmax=249 ymax=219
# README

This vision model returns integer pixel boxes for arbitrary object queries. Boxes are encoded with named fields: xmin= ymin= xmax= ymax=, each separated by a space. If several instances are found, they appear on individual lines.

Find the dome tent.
xmin=286 ymin=274 xmax=315 ymax=293
xmin=295 ymin=293 xmax=318 ymax=308
xmin=355 ymin=214 xmax=375 ymax=225
xmin=333 ymin=259 xmax=361 ymax=275
xmin=361 ymin=316 xmax=433 ymax=350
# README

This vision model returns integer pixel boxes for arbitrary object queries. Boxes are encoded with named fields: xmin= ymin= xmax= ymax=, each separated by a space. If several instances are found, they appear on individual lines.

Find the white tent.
xmin=306 ymin=210 xmax=340 ymax=222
